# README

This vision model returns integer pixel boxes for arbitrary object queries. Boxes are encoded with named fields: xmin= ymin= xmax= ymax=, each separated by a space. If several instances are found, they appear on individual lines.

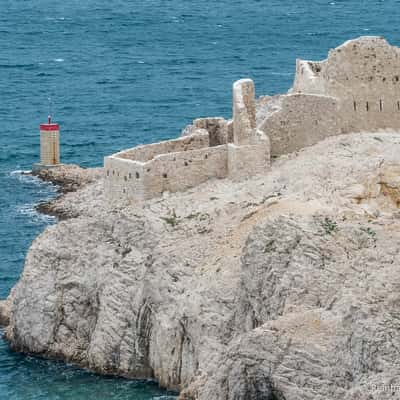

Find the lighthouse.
xmin=33 ymin=115 xmax=61 ymax=171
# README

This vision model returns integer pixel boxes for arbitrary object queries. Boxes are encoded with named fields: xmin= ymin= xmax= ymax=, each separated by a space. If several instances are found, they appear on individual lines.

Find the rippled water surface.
xmin=1 ymin=0 xmax=400 ymax=398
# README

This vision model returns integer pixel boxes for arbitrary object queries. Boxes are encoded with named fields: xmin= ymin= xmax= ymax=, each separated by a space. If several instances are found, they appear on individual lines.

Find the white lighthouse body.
xmin=33 ymin=116 xmax=61 ymax=172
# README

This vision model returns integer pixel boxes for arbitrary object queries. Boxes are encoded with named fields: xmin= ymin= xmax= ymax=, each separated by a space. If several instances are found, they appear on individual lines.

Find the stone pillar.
xmin=228 ymin=79 xmax=271 ymax=180
xmin=233 ymin=79 xmax=256 ymax=145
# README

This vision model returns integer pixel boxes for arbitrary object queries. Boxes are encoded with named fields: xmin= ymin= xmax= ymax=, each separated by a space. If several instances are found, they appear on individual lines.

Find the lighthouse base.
xmin=32 ymin=163 xmax=63 ymax=173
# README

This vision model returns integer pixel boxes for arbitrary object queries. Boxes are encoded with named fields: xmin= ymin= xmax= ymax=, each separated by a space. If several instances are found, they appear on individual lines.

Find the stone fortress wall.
xmin=105 ymin=36 xmax=400 ymax=203
xmin=262 ymin=36 xmax=400 ymax=156
xmin=105 ymin=79 xmax=269 ymax=204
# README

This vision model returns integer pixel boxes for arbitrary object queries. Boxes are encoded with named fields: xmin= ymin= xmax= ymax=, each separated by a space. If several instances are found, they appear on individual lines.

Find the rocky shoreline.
xmin=33 ymin=165 xmax=103 ymax=219
xmin=3 ymin=133 xmax=400 ymax=399
xmin=0 ymin=298 xmax=10 ymax=327
xmin=32 ymin=164 xmax=102 ymax=193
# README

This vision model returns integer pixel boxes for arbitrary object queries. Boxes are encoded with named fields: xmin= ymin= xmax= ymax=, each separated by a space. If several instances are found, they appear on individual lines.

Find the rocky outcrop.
xmin=188 ymin=214 xmax=400 ymax=399
xmin=0 ymin=299 xmax=11 ymax=326
xmin=33 ymin=164 xmax=102 ymax=193
xmin=5 ymin=132 xmax=400 ymax=399
xmin=33 ymin=164 xmax=103 ymax=219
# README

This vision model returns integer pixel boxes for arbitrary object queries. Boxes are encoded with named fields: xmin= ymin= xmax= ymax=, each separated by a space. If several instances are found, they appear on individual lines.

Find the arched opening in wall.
xmin=124 ymin=176 xmax=127 ymax=182
xmin=353 ymin=101 xmax=357 ymax=112
xmin=107 ymin=170 xmax=109 ymax=176
xmin=380 ymin=99 xmax=383 ymax=112
xmin=366 ymin=101 xmax=369 ymax=112
xmin=136 ymin=172 xmax=140 ymax=179
xmin=397 ymin=101 xmax=400 ymax=111
xmin=163 ymin=173 xmax=168 ymax=178
xmin=129 ymin=173 xmax=132 ymax=179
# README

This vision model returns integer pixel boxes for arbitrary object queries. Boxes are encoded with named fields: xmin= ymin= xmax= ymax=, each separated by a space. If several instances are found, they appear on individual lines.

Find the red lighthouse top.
xmin=40 ymin=115 xmax=59 ymax=131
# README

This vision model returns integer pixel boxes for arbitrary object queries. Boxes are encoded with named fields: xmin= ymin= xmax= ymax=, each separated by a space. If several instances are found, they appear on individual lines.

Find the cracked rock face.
xmin=192 ymin=214 xmax=400 ymax=400
xmin=5 ymin=132 xmax=400 ymax=399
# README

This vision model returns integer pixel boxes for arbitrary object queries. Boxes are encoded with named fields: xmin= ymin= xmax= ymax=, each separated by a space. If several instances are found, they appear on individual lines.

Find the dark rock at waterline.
xmin=0 ymin=300 xmax=10 ymax=327
xmin=33 ymin=165 xmax=103 ymax=219
xmin=32 ymin=164 xmax=102 ymax=194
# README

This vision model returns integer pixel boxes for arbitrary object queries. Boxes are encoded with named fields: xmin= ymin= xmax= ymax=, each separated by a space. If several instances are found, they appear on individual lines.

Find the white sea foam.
xmin=270 ymin=71 xmax=292 ymax=76
xmin=9 ymin=169 xmax=58 ymax=194
xmin=10 ymin=170 xmax=40 ymax=185
xmin=16 ymin=204 xmax=56 ymax=224
xmin=54 ymin=58 xmax=64 ymax=62
xmin=10 ymin=169 xmax=31 ymax=176
xmin=44 ymin=16 xmax=66 ymax=21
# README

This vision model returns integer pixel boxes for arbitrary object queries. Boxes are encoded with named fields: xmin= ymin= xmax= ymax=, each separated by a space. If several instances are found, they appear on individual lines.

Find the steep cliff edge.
xmin=4 ymin=132 xmax=400 ymax=399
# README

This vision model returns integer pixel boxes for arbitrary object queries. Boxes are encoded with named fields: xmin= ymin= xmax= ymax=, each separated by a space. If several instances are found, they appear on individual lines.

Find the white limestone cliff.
xmin=4 ymin=131 xmax=400 ymax=400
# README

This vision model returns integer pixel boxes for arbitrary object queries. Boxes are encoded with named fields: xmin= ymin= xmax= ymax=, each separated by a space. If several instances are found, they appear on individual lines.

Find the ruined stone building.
xmin=105 ymin=36 xmax=400 ymax=204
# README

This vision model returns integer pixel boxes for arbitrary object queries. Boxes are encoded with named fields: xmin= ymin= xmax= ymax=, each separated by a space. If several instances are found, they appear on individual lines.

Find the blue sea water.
xmin=1 ymin=0 xmax=400 ymax=398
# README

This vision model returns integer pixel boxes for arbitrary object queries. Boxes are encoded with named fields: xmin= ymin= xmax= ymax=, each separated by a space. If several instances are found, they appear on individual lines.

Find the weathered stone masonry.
xmin=105 ymin=78 xmax=269 ymax=204
xmin=105 ymin=36 xmax=400 ymax=203
xmin=262 ymin=36 xmax=400 ymax=156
